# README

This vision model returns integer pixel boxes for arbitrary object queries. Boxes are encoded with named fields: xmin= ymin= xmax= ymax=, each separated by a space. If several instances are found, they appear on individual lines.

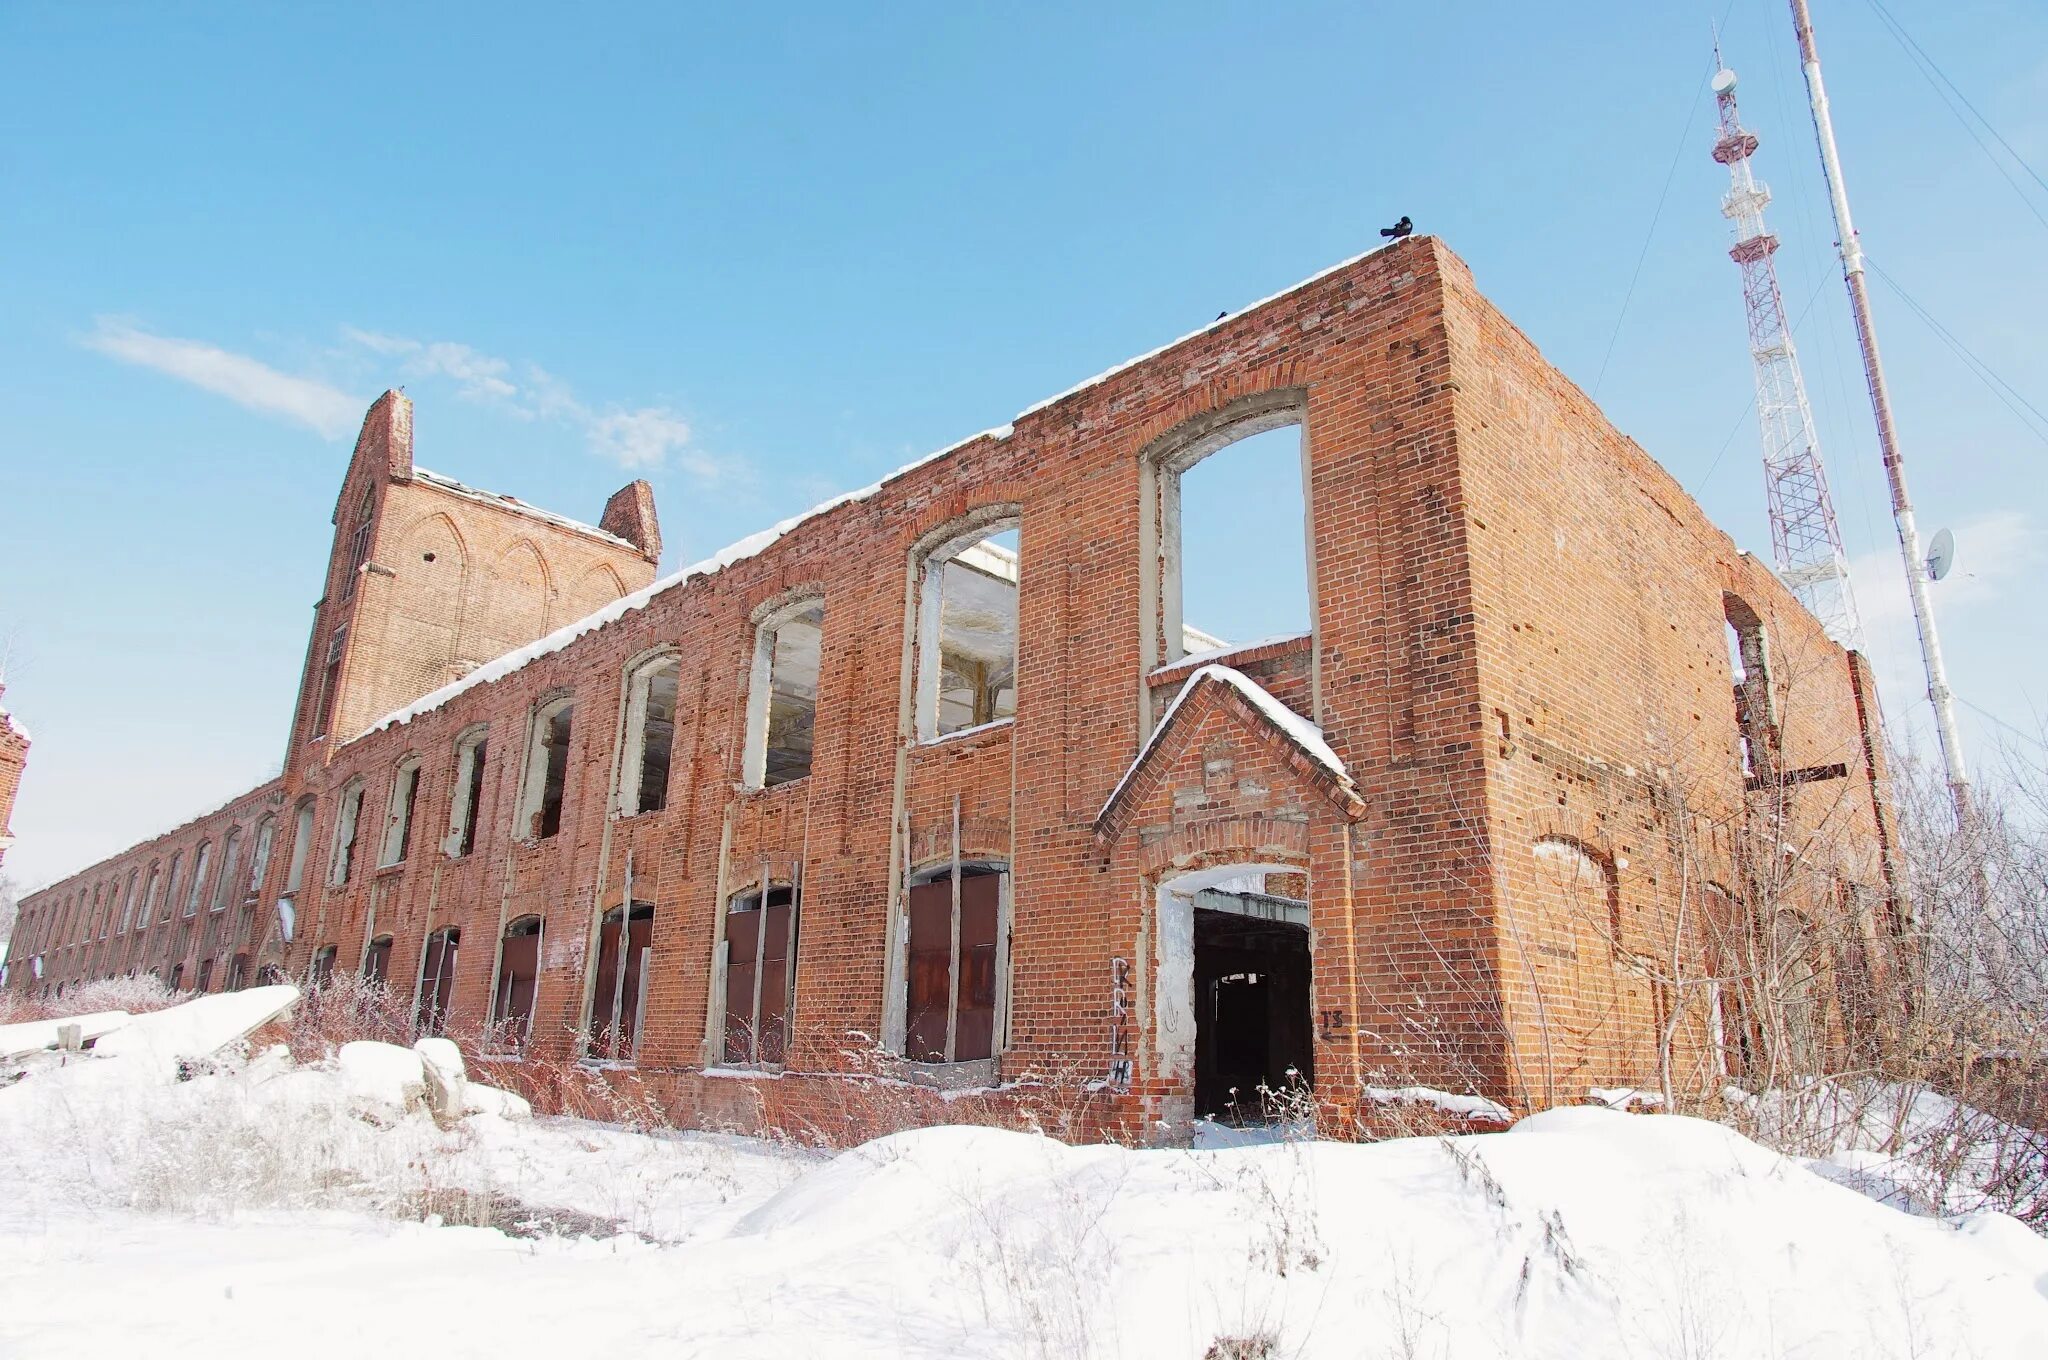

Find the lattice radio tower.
xmin=1709 ymin=56 xmax=1862 ymax=647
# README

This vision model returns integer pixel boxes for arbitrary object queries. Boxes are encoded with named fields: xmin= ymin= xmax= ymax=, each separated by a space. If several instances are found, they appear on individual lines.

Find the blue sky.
xmin=3 ymin=2 xmax=2044 ymax=891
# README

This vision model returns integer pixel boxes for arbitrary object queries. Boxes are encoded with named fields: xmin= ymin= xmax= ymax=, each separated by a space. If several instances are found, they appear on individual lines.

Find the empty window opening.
xmin=329 ymin=782 xmax=364 ymax=886
xmin=1165 ymin=417 xmax=1311 ymax=661
xmin=380 ymin=757 xmax=423 ymax=866
xmin=618 ymin=655 xmax=680 ymax=817
xmin=1724 ymin=598 xmax=1778 ymax=781
xmin=519 ymin=698 xmax=575 ymax=840
xmin=1193 ymin=901 xmax=1314 ymax=1122
xmin=447 ymin=730 xmax=489 ymax=857
xmin=916 ymin=525 xmax=1019 ymax=740
xmin=590 ymin=903 xmax=654 ymax=1061
xmin=195 ymin=957 xmax=215 ymax=994
xmin=314 ymin=624 xmax=349 ymax=739
xmin=905 ymin=864 xmax=1005 ymax=1064
xmin=491 ymin=916 xmax=544 ymax=1050
xmin=745 ymin=601 xmax=824 ymax=788
xmin=118 ymin=871 xmax=140 ymax=934
xmin=160 ymin=855 xmax=181 ymax=922
xmin=363 ymin=934 xmax=394 ymax=985
xmin=309 ymin=945 xmax=338 ymax=987
xmin=184 ymin=842 xmax=212 ymax=918
xmin=722 ymin=875 xmax=800 ymax=1065
xmin=418 ymin=927 xmax=460 ymax=1035
xmin=213 ymin=828 xmax=243 ymax=912
xmin=168 ymin=963 xmax=185 ymax=992
xmin=285 ymin=799 xmax=315 ymax=893
xmin=227 ymin=954 xmax=248 ymax=992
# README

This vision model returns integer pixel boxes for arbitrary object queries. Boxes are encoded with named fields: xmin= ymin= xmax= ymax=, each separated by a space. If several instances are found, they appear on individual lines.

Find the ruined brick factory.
xmin=2 ymin=236 xmax=1903 ymax=1138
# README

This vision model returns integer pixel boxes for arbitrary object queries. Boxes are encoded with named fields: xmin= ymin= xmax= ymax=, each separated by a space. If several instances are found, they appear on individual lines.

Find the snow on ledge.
xmin=1096 ymin=664 xmax=1349 ymax=826
xmin=1363 ymin=1084 xmax=1514 ymax=1124
xmin=364 ymin=425 xmax=1018 ymax=738
xmin=361 ymin=243 xmax=1421 ymax=743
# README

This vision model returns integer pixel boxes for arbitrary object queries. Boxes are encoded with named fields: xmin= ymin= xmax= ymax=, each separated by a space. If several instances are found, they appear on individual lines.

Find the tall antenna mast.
xmin=1787 ymin=0 xmax=1972 ymax=824
xmin=1708 ymin=53 xmax=1862 ymax=649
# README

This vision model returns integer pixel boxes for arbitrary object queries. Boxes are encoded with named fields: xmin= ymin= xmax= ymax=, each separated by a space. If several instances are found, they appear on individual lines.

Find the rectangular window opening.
xmin=920 ymin=528 xmax=1019 ymax=740
xmin=1172 ymin=422 xmax=1310 ymax=660
xmin=753 ymin=605 xmax=823 ymax=788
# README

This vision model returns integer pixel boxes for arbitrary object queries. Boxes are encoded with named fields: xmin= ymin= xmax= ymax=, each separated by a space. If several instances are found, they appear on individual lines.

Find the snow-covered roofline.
xmin=413 ymin=468 xmax=635 ymax=551
xmin=361 ymin=236 xmax=1417 ymax=740
xmin=1094 ymin=664 xmax=1350 ymax=828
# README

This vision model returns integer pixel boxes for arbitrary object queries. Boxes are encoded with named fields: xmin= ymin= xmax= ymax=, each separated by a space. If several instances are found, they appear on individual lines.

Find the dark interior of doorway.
xmin=1193 ymin=906 xmax=1313 ymax=1121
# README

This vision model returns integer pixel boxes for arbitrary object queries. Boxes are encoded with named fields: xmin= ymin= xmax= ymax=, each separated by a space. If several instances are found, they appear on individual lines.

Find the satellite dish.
xmin=1926 ymin=527 xmax=1956 ymax=582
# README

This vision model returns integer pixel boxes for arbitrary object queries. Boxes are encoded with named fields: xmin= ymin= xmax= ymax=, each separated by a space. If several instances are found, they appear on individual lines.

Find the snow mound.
xmin=338 ymin=1041 xmax=428 ymax=1117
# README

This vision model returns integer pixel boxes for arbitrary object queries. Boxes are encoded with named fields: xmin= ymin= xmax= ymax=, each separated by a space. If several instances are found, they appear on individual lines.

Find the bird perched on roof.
xmin=1380 ymin=215 xmax=1413 ymax=239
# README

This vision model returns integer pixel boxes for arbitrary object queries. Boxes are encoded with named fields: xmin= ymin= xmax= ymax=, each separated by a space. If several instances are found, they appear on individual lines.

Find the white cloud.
xmin=82 ymin=318 xmax=362 ymax=439
xmin=587 ymin=408 xmax=694 ymax=471
xmin=344 ymin=330 xmax=715 ymax=476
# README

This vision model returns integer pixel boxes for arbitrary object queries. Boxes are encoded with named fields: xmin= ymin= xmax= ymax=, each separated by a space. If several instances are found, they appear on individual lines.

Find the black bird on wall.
xmin=1380 ymin=215 xmax=1412 ymax=239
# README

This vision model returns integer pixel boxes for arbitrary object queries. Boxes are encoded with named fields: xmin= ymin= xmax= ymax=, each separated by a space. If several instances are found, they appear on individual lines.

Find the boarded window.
xmin=620 ymin=656 xmax=680 ymax=816
xmin=363 ymin=934 xmax=394 ymax=985
xmin=419 ymin=928 xmax=460 ymax=1035
xmin=722 ymin=882 xmax=799 ymax=1065
xmin=447 ymin=731 xmax=488 ymax=857
xmin=310 ymin=944 xmax=338 ymax=986
xmin=196 ymin=957 xmax=215 ymax=993
xmin=590 ymin=903 xmax=653 ymax=1061
xmin=746 ymin=602 xmax=824 ymax=788
xmin=491 ymin=916 xmax=544 ymax=1049
xmin=519 ymin=699 xmax=575 ymax=840
xmin=380 ymin=758 xmax=422 ymax=866
xmin=906 ymin=867 xmax=1003 ymax=1063
xmin=915 ymin=525 xmax=1019 ymax=740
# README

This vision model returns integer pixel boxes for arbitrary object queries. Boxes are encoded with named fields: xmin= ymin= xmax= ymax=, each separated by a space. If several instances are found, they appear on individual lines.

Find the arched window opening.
xmin=618 ymin=655 xmax=681 ymax=817
xmin=1724 ymin=596 xmax=1778 ymax=781
xmin=247 ymin=815 xmax=276 ymax=896
xmin=446 ymin=728 xmax=489 ymax=857
xmin=722 ymin=874 xmax=800 ymax=1065
xmin=905 ymin=863 xmax=1007 ymax=1064
xmin=329 ymin=782 xmax=365 ymax=886
xmin=915 ymin=523 xmax=1019 ymax=741
xmin=418 ymin=927 xmax=460 ymax=1035
xmin=1153 ymin=400 xmax=1312 ymax=664
xmin=363 ymin=933 xmax=394 ymax=985
xmin=518 ymin=697 xmax=575 ymax=840
xmin=491 ymin=916 xmax=544 ymax=1051
xmin=590 ymin=902 xmax=654 ymax=1061
xmin=168 ymin=962 xmax=185 ymax=992
xmin=744 ymin=600 xmax=824 ymax=788
xmin=213 ymin=827 xmax=244 ymax=912
xmin=342 ymin=483 xmax=374 ymax=599
xmin=309 ymin=944 xmax=338 ymax=986
xmin=184 ymin=842 xmax=213 ymax=918
xmin=314 ymin=623 xmax=350 ymax=740
xmin=285 ymin=798 xmax=316 ymax=894
xmin=380 ymin=756 xmax=423 ymax=866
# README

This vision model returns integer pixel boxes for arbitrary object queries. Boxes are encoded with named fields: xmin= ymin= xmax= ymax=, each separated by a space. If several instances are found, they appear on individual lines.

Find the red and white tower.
xmin=1711 ymin=59 xmax=1861 ymax=646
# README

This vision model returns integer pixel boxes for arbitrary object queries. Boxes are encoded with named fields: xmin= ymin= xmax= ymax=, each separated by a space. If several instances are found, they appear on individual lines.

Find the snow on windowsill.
xmin=1363 ymin=1084 xmax=1514 ymax=1124
xmin=919 ymin=716 xmax=1015 ymax=748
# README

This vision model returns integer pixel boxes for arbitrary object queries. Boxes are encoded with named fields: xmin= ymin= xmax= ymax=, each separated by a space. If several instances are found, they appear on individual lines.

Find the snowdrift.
xmin=0 ymin=990 xmax=2043 ymax=1358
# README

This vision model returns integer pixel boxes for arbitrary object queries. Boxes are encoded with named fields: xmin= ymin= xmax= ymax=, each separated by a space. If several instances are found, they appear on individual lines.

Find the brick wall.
xmin=6 ymin=236 xmax=1898 ymax=1141
xmin=0 ymin=685 xmax=26 ymax=873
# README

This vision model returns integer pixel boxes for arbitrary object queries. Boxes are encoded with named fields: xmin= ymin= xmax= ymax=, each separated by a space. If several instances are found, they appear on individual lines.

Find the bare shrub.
xmin=0 ymin=972 xmax=181 ymax=1025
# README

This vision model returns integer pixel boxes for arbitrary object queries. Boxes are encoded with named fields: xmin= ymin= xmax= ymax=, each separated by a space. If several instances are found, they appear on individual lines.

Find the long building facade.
xmin=4 ymin=237 xmax=1903 ymax=1137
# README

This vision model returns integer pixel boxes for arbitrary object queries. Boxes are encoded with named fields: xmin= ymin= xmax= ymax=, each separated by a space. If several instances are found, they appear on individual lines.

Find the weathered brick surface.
xmin=0 ymin=684 xmax=27 ymax=872
xmin=5 ymin=237 xmax=1895 ymax=1139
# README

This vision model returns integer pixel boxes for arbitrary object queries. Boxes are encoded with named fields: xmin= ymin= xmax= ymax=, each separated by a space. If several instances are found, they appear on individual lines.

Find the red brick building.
xmin=3 ymin=237 xmax=1901 ymax=1136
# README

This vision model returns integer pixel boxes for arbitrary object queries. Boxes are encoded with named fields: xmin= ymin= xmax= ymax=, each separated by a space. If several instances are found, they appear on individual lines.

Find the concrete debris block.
xmin=413 ymin=1036 xmax=468 ymax=1123
xmin=337 ymin=1040 xmax=426 ymax=1120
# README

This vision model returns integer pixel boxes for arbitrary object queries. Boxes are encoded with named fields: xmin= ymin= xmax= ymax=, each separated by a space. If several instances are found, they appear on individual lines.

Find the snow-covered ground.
xmin=2 ymin=990 xmax=2045 ymax=1358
